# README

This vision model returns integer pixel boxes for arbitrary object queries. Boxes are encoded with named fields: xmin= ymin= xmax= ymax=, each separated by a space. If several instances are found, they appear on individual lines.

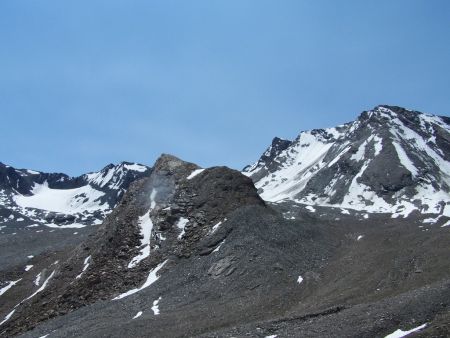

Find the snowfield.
xmin=14 ymin=182 xmax=108 ymax=214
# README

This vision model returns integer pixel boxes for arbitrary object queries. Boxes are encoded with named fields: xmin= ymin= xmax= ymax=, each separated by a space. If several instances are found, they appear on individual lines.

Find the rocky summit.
xmin=245 ymin=105 xmax=450 ymax=219
xmin=1 ymin=106 xmax=450 ymax=337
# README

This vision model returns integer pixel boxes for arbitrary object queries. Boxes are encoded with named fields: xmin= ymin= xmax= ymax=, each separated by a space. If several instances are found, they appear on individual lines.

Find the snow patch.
xmin=327 ymin=145 xmax=351 ymax=167
xmin=34 ymin=272 xmax=42 ymax=286
xmin=350 ymin=138 xmax=371 ymax=162
xmin=373 ymin=135 xmax=383 ymax=155
xmin=305 ymin=205 xmax=316 ymax=212
xmin=128 ymin=189 xmax=157 ymax=268
xmin=114 ymin=260 xmax=168 ymax=300
xmin=45 ymin=223 xmax=87 ymax=229
xmin=128 ymin=212 xmax=154 ymax=268
xmin=422 ymin=216 xmax=441 ymax=224
xmin=187 ymin=168 xmax=205 ymax=180
xmin=24 ymin=270 xmax=55 ymax=301
xmin=392 ymin=142 xmax=418 ymax=177
xmin=0 ymin=309 xmax=16 ymax=326
xmin=75 ymin=256 xmax=91 ymax=279
xmin=210 ymin=219 xmax=226 ymax=234
xmin=213 ymin=240 xmax=225 ymax=253
xmin=176 ymin=217 xmax=189 ymax=239
xmin=297 ymin=276 xmax=303 ymax=284
xmin=123 ymin=163 xmax=148 ymax=172
xmin=132 ymin=311 xmax=143 ymax=319
xmin=151 ymin=297 xmax=162 ymax=315
xmin=384 ymin=323 xmax=427 ymax=338
xmin=0 ymin=279 xmax=21 ymax=297
xmin=441 ymin=220 xmax=450 ymax=228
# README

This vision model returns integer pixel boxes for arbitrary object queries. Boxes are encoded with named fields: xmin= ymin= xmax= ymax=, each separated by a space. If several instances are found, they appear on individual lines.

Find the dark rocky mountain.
xmin=1 ymin=106 xmax=450 ymax=337
xmin=244 ymin=105 xmax=450 ymax=221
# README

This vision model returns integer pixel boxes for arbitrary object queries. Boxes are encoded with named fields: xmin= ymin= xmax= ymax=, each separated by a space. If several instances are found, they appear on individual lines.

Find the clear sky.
xmin=1 ymin=1 xmax=449 ymax=175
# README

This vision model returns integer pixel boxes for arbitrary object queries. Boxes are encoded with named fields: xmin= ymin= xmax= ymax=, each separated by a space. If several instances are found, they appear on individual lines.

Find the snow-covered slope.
xmin=244 ymin=105 xmax=450 ymax=218
xmin=0 ymin=162 xmax=151 ymax=228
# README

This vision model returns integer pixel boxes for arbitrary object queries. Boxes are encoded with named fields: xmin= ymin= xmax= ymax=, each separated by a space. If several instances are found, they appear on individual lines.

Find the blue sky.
xmin=1 ymin=1 xmax=449 ymax=175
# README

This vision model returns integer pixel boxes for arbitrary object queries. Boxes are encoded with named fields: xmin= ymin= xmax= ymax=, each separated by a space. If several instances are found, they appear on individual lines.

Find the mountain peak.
xmin=355 ymin=105 xmax=414 ymax=122
xmin=245 ymin=105 xmax=450 ymax=218
xmin=153 ymin=153 xmax=199 ymax=173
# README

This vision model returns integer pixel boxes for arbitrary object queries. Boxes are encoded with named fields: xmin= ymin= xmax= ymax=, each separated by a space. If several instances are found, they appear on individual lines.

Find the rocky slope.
xmin=1 ymin=151 xmax=449 ymax=337
xmin=1 ymin=155 xmax=272 ymax=336
xmin=244 ymin=105 xmax=450 ymax=220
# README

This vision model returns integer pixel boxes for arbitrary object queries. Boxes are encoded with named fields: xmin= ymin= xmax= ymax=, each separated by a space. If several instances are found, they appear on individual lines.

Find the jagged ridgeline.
xmin=0 ymin=161 xmax=151 ymax=228
xmin=1 ymin=106 xmax=450 ymax=337
xmin=245 ymin=105 xmax=450 ymax=219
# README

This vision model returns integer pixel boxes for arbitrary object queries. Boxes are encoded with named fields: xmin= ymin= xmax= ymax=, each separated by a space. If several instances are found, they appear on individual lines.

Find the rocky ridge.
xmin=0 ymin=161 xmax=150 ymax=228
xmin=244 ymin=105 xmax=450 ymax=219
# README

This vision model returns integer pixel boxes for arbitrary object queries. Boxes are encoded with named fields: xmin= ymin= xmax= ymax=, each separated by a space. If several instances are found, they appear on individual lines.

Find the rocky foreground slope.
xmin=0 ymin=105 xmax=450 ymax=337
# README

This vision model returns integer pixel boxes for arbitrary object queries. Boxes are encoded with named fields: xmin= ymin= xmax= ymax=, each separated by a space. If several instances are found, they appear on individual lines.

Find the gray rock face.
xmin=207 ymin=256 xmax=235 ymax=278
xmin=244 ymin=105 xmax=450 ymax=217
